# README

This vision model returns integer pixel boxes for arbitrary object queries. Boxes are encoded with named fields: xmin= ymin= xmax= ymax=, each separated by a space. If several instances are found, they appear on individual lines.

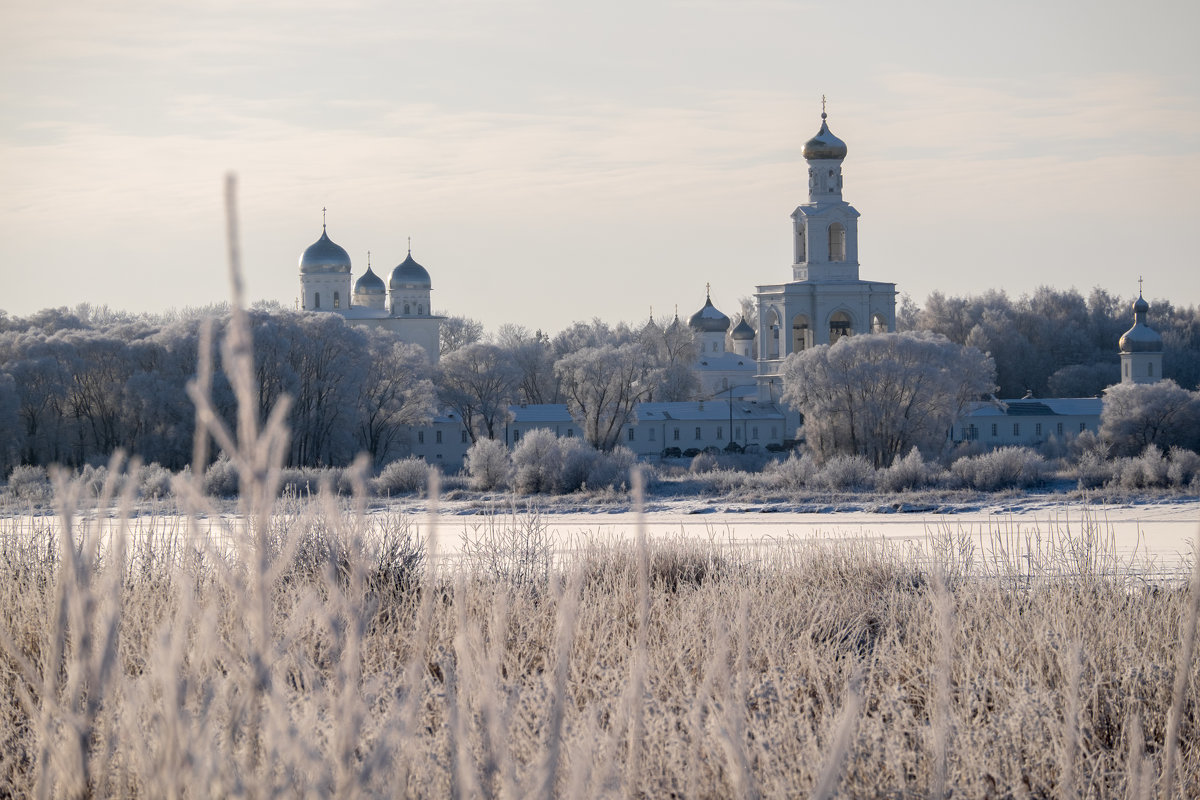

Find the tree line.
xmin=0 ymin=285 xmax=1196 ymax=475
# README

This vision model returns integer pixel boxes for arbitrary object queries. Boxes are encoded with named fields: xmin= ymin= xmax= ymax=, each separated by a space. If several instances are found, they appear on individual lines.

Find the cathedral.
xmin=298 ymin=219 xmax=443 ymax=362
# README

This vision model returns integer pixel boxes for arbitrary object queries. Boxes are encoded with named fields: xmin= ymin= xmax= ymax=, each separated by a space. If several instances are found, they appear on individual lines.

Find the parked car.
xmin=660 ymin=446 xmax=683 ymax=459
xmin=683 ymin=448 xmax=702 ymax=458
xmin=724 ymin=442 xmax=744 ymax=454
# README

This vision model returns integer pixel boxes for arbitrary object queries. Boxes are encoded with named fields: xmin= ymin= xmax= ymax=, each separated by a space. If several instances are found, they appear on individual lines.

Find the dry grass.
xmin=1 ymin=176 xmax=1197 ymax=799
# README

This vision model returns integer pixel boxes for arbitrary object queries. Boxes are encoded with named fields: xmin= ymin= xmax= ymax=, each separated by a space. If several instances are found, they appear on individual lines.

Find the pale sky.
xmin=2 ymin=0 xmax=1198 ymax=334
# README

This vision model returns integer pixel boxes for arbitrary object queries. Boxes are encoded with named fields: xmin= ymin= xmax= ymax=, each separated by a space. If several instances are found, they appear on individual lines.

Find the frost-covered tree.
xmin=438 ymin=315 xmax=485 ymax=356
xmin=356 ymin=336 xmax=436 ymax=466
xmin=1100 ymin=380 xmax=1200 ymax=456
xmin=496 ymin=325 xmax=560 ymax=404
xmin=781 ymin=332 xmax=995 ymax=467
xmin=437 ymin=343 xmax=520 ymax=443
xmin=556 ymin=343 xmax=660 ymax=451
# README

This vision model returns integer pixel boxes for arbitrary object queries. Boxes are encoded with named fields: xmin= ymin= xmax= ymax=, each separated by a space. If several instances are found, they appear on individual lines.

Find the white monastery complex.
xmin=295 ymin=106 xmax=1161 ymax=466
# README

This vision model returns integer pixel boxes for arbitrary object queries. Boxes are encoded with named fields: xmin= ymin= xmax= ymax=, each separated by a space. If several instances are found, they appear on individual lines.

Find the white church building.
xmin=298 ymin=222 xmax=443 ymax=362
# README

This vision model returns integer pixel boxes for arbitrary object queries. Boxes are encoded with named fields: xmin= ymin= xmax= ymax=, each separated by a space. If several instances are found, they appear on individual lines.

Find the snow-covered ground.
xmin=417 ymin=496 xmax=1200 ymax=579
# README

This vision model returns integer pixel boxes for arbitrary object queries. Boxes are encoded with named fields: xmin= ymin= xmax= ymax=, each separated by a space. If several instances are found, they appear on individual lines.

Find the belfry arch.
xmin=829 ymin=311 xmax=853 ymax=343
xmin=791 ymin=314 xmax=812 ymax=353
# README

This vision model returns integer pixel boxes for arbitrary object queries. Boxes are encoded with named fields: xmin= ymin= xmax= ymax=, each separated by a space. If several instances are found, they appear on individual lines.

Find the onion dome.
xmin=354 ymin=264 xmax=385 ymax=296
xmin=688 ymin=288 xmax=731 ymax=334
xmin=802 ymin=111 xmax=848 ymax=161
xmin=300 ymin=227 xmax=352 ymax=274
xmin=389 ymin=250 xmax=431 ymax=291
xmin=730 ymin=318 xmax=756 ymax=340
xmin=1118 ymin=293 xmax=1163 ymax=353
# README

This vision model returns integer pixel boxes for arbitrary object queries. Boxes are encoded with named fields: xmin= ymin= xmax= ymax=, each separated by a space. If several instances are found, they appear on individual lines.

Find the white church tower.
xmin=1118 ymin=285 xmax=1164 ymax=384
xmin=298 ymin=212 xmax=353 ymax=312
xmin=755 ymin=102 xmax=897 ymax=407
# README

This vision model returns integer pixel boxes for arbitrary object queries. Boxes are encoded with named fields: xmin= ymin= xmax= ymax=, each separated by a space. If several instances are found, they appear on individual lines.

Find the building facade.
xmin=298 ymin=225 xmax=444 ymax=362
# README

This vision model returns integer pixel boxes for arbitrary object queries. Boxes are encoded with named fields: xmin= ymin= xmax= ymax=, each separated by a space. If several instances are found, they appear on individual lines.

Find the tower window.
xmin=829 ymin=222 xmax=846 ymax=262
xmin=796 ymin=224 xmax=806 ymax=262
xmin=314 ymin=292 xmax=321 ymax=309
xmin=333 ymin=291 xmax=340 ymax=309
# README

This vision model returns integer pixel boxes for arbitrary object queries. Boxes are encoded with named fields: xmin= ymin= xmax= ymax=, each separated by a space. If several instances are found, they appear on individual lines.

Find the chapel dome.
xmin=300 ymin=229 xmax=352 ymax=275
xmin=802 ymin=113 xmax=848 ymax=161
xmin=354 ymin=265 xmax=386 ymax=295
xmin=730 ymin=318 xmax=756 ymax=340
xmin=1119 ymin=294 xmax=1163 ymax=353
xmin=688 ymin=295 xmax=730 ymax=334
xmin=389 ymin=252 xmax=432 ymax=290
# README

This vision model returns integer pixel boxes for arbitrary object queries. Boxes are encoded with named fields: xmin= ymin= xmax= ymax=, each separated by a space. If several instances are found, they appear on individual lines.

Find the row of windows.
xmin=1124 ymin=362 xmax=1156 ymax=378
xmin=416 ymin=429 xmax=471 ymax=445
xmin=311 ymin=291 xmax=341 ymax=310
xmin=795 ymin=222 xmax=847 ymax=263
xmin=966 ymin=421 xmax=1087 ymax=439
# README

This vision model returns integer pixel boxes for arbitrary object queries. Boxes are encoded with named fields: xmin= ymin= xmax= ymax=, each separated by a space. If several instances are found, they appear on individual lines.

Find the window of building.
xmin=417 ymin=304 xmax=424 ymax=315
xmin=796 ymin=223 xmax=806 ymax=262
xmin=436 ymin=430 xmax=442 ymax=444
xmin=752 ymin=426 xmax=758 ymax=439
xmin=333 ymin=291 xmax=340 ymax=309
xmin=462 ymin=429 xmax=469 ymax=443
xmin=566 ymin=429 xmax=574 ymax=438
xmin=314 ymin=292 xmax=321 ymax=309
xmin=627 ymin=428 xmax=635 ymax=441
xmin=404 ymin=303 xmax=410 ymax=315
xmin=695 ymin=427 xmax=702 ymax=440
xmin=512 ymin=429 xmax=520 ymax=443
xmin=829 ymin=222 xmax=846 ymax=262
xmin=1013 ymin=423 xmax=1020 ymax=436
xmin=673 ymin=428 xmax=680 ymax=441
xmin=417 ymin=431 xmax=424 ymax=444
xmin=991 ymin=423 xmax=998 ymax=437
xmin=771 ymin=427 xmax=777 ymax=439
xmin=1124 ymin=362 xmax=1130 ymax=378
xmin=1057 ymin=422 xmax=1063 ymax=436
xmin=717 ymin=426 xmax=723 ymax=440
xmin=649 ymin=428 xmax=656 ymax=441
xmin=966 ymin=424 xmax=978 ymax=441
xmin=1080 ymin=422 xmax=1087 ymax=433
xmin=735 ymin=426 xmax=742 ymax=440
xmin=1035 ymin=423 xmax=1042 ymax=436
xmin=1149 ymin=363 xmax=1154 ymax=377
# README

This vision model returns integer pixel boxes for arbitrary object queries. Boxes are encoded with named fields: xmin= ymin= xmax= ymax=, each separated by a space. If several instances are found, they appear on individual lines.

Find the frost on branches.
xmin=781 ymin=332 xmax=995 ymax=468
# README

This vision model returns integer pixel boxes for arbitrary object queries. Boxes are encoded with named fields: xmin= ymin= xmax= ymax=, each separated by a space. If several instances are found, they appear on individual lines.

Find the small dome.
xmin=688 ymin=295 xmax=730 ymax=334
xmin=1119 ymin=293 xmax=1163 ymax=353
xmin=354 ymin=266 xmax=385 ymax=295
xmin=802 ymin=113 xmax=848 ymax=161
xmin=731 ymin=318 xmax=756 ymax=340
xmin=300 ymin=229 xmax=352 ymax=274
xmin=389 ymin=252 xmax=431 ymax=291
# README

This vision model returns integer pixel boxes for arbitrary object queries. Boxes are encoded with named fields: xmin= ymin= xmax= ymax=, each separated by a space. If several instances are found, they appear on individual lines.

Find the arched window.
xmin=417 ymin=304 xmax=424 ymax=315
xmin=333 ymin=291 xmax=340 ymax=309
xmin=829 ymin=311 xmax=852 ymax=343
xmin=403 ymin=303 xmax=410 ymax=315
xmin=829 ymin=222 xmax=846 ymax=262
xmin=796 ymin=224 xmax=806 ymax=263
xmin=766 ymin=309 xmax=781 ymax=359
xmin=314 ymin=292 xmax=321 ymax=309
xmin=871 ymin=313 xmax=888 ymax=334
xmin=791 ymin=314 xmax=811 ymax=353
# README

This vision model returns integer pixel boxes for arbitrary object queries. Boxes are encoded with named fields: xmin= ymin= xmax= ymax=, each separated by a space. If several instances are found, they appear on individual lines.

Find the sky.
xmin=2 ymin=0 xmax=1198 ymax=335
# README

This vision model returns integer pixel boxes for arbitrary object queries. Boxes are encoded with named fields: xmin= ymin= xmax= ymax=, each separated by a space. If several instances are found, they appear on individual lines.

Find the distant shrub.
xmin=765 ymin=453 xmax=818 ymax=492
xmin=950 ymin=447 xmax=1045 ymax=491
xmin=138 ymin=463 xmax=175 ymax=500
xmin=1167 ymin=447 xmax=1200 ymax=488
xmin=373 ymin=458 xmax=431 ymax=496
xmin=813 ymin=455 xmax=876 ymax=492
xmin=512 ymin=429 xmax=563 ymax=494
xmin=7 ymin=465 xmax=50 ymax=503
xmin=689 ymin=452 xmax=719 ymax=475
xmin=204 ymin=455 xmax=240 ymax=497
xmin=559 ymin=438 xmax=598 ymax=492
xmin=1073 ymin=450 xmax=1113 ymax=489
xmin=1112 ymin=445 xmax=1170 ymax=490
xmin=877 ymin=447 xmax=940 ymax=493
xmin=584 ymin=446 xmax=636 ymax=491
xmin=466 ymin=438 xmax=512 ymax=491
xmin=79 ymin=464 xmax=117 ymax=497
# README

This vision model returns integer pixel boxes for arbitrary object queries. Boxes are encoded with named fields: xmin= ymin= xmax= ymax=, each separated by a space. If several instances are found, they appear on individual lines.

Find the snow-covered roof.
xmin=963 ymin=398 xmax=1103 ymax=418
xmin=637 ymin=401 xmax=783 ymax=422
xmin=510 ymin=404 xmax=573 ymax=424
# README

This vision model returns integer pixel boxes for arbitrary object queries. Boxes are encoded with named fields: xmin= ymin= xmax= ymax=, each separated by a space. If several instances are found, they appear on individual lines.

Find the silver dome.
xmin=688 ymin=295 xmax=730 ymax=334
xmin=802 ymin=113 xmax=848 ymax=161
xmin=389 ymin=252 xmax=431 ymax=290
xmin=730 ymin=318 xmax=756 ymax=340
xmin=300 ymin=228 xmax=352 ymax=275
xmin=1119 ymin=294 xmax=1163 ymax=353
xmin=354 ymin=265 xmax=386 ymax=295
